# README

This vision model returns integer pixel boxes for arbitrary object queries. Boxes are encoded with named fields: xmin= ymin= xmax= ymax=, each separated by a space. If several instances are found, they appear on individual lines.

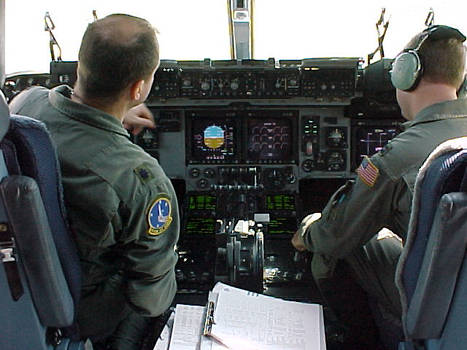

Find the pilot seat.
xmin=396 ymin=137 xmax=467 ymax=350
xmin=0 ymin=92 xmax=89 ymax=350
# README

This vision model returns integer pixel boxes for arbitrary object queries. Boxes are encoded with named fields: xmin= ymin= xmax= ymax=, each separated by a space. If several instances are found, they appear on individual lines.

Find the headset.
xmin=391 ymin=25 xmax=466 ymax=92
xmin=459 ymin=73 xmax=467 ymax=99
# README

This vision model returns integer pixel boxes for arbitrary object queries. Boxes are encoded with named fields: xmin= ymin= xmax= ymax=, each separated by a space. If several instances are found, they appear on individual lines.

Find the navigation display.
xmin=189 ymin=116 xmax=239 ymax=163
xmin=355 ymin=126 xmax=398 ymax=163
xmin=246 ymin=118 xmax=293 ymax=162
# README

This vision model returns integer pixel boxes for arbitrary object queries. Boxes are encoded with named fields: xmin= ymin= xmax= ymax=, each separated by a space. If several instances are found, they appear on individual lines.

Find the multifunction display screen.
xmin=265 ymin=194 xmax=296 ymax=211
xmin=187 ymin=194 xmax=217 ymax=211
xmin=184 ymin=217 xmax=216 ymax=235
xmin=186 ymin=110 xmax=297 ymax=164
xmin=190 ymin=116 xmax=238 ymax=163
xmin=246 ymin=118 xmax=292 ymax=162
xmin=355 ymin=126 xmax=398 ymax=163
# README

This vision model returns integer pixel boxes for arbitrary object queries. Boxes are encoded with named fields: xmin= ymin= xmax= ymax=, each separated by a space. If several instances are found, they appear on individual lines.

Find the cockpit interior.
xmin=1 ymin=2 xmax=466 ymax=350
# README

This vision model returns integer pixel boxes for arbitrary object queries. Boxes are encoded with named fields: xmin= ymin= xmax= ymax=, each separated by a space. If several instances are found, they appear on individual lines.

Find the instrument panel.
xmin=2 ymin=57 xmax=403 ymax=300
xmin=151 ymin=58 xmax=358 ymax=102
xmin=135 ymin=106 xmax=365 ymax=192
xmin=129 ymin=58 xmax=402 ymax=299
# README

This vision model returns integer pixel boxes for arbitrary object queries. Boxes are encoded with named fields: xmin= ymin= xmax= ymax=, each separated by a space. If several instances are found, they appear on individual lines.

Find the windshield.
xmin=5 ymin=0 xmax=467 ymax=74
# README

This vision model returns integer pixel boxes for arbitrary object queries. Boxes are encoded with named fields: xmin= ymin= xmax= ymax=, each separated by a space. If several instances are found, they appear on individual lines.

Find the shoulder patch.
xmin=357 ymin=156 xmax=379 ymax=187
xmin=147 ymin=195 xmax=173 ymax=236
xmin=135 ymin=165 xmax=155 ymax=183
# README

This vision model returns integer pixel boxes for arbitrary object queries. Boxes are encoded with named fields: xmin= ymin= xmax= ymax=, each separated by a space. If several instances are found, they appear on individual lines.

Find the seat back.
xmin=396 ymin=137 xmax=467 ymax=350
xmin=0 ymin=95 xmax=85 ymax=349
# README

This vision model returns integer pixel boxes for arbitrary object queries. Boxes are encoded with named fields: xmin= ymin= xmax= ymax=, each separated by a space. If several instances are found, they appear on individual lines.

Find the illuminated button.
xmin=305 ymin=141 xmax=313 ymax=156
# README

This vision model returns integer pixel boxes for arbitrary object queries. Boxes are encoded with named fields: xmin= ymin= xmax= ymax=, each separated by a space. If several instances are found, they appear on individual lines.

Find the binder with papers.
xmin=155 ymin=282 xmax=326 ymax=350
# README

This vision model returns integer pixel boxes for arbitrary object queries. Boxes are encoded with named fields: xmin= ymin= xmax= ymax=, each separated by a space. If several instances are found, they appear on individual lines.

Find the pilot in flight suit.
xmin=10 ymin=14 xmax=179 ymax=350
xmin=299 ymin=97 xmax=467 ymax=308
xmin=292 ymin=25 xmax=467 ymax=349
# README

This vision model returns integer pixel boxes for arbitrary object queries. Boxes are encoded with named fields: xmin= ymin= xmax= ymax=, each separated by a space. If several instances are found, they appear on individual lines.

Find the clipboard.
xmin=203 ymin=301 xmax=215 ymax=336
xmin=167 ymin=282 xmax=326 ymax=350
xmin=201 ymin=293 xmax=234 ymax=349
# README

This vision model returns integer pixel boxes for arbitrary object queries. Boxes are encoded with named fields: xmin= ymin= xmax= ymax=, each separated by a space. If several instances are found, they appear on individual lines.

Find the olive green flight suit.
xmin=11 ymin=85 xmax=179 ymax=345
xmin=299 ymin=98 xmax=467 ymax=323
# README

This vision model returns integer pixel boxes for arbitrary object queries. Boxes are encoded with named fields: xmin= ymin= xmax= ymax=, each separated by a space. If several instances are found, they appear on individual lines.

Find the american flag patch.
xmin=357 ymin=157 xmax=379 ymax=187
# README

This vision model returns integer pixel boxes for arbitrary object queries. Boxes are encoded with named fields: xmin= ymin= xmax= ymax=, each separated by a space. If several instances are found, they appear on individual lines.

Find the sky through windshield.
xmin=5 ymin=0 xmax=467 ymax=74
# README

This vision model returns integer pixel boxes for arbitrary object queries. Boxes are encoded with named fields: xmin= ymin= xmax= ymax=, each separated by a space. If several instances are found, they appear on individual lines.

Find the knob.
xmin=302 ymin=159 xmax=314 ymax=172
xmin=204 ymin=168 xmax=216 ymax=178
xmin=201 ymin=81 xmax=210 ymax=91
xmin=230 ymin=81 xmax=239 ymax=90
xmin=286 ymin=173 xmax=297 ymax=184
xmin=327 ymin=152 xmax=345 ymax=171
xmin=197 ymin=178 xmax=209 ymax=189
xmin=327 ymin=128 xmax=345 ymax=148
xmin=189 ymin=168 xmax=200 ymax=178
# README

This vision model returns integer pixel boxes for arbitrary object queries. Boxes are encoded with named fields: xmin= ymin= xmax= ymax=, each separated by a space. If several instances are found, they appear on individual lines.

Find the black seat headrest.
xmin=0 ymin=90 xmax=10 ymax=141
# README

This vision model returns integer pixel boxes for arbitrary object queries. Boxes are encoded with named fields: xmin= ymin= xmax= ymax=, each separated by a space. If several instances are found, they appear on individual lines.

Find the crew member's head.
xmin=391 ymin=25 xmax=466 ymax=119
xmin=76 ymin=14 xmax=159 ymax=107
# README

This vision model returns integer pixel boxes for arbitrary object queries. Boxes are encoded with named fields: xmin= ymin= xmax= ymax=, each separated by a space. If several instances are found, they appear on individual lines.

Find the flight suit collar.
xmin=402 ymin=98 xmax=467 ymax=130
xmin=48 ymin=85 xmax=130 ymax=137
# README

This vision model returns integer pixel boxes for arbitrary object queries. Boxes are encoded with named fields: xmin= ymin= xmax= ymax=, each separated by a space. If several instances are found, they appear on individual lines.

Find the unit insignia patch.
xmin=147 ymin=195 xmax=173 ymax=235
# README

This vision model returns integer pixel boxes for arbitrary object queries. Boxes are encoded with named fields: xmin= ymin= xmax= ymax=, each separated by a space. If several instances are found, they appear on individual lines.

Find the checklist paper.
xmin=157 ymin=282 xmax=326 ymax=350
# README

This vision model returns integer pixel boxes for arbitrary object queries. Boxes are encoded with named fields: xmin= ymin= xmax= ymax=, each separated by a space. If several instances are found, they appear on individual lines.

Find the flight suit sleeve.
xmin=119 ymin=178 xmax=180 ymax=317
xmin=302 ymin=154 xmax=400 ymax=260
xmin=8 ymin=87 xmax=48 ymax=114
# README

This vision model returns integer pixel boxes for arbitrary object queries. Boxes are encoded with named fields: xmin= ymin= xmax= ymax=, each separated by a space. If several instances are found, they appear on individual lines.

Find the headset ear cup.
xmin=457 ymin=76 xmax=467 ymax=98
xmin=391 ymin=51 xmax=422 ymax=91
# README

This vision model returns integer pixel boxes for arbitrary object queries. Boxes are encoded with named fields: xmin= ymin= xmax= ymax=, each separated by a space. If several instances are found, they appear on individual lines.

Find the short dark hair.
xmin=407 ymin=31 xmax=466 ymax=89
xmin=78 ymin=14 xmax=159 ymax=100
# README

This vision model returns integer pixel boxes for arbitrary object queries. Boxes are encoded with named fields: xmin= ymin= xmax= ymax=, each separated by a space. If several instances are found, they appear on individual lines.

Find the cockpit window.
xmin=5 ymin=0 xmax=467 ymax=74
xmin=253 ymin=0 xmax=467 ymax=60
xmin=5 ymin=0 xmax=229 ymax=74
